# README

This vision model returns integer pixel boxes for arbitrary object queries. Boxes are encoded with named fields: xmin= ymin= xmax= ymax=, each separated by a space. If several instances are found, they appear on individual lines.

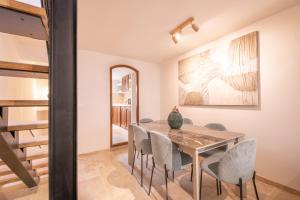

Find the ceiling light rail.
xmin=170 ymin=17 xmax=199 ymax=44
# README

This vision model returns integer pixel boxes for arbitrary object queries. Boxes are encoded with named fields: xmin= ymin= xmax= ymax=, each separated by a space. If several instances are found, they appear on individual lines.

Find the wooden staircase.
xmin=0 ymin=0 xmax=49 ymax=188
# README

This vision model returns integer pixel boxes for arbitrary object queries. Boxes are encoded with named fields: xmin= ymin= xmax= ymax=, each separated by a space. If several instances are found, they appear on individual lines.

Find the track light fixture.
xmin=170 ymin=17 xmax=199 ymax=44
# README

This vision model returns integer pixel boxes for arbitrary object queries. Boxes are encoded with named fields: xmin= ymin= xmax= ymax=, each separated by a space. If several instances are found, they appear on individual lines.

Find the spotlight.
xmin=191 ymin=23 xmax=199 ymax=32
xmin=172 ymin=32 xmax=181 ymax=44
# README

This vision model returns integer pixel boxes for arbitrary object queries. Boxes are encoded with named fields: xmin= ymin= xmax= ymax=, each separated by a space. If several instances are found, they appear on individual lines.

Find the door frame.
xmin=109 ymin=65 xmax=139 ymax=148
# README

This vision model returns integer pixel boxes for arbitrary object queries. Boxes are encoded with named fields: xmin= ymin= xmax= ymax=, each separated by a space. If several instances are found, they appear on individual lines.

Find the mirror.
xmin=110 ymin=65 xmax=139 ymax=147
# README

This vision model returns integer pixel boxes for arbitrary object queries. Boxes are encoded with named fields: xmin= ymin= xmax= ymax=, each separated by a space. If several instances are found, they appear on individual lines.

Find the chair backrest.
xmin=218 ymin=139 xmax=256 ymax=184
xmin=205 ymin=123 xmax=227 ymax=131
xmin=132 ymin=124 xmax=151 ymax=154
xmin=150 ymin=131 xmax=182 ymax=170
xmin=139 ymin=118 xmax=153 ymax=123
xmin=183 ymin=118 xmax=193 ymax=125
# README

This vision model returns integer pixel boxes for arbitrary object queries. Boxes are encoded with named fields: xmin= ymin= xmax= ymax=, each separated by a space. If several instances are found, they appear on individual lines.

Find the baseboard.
xmin=110 ymin=143 xmax=128 ymax=151
xmin=78 ymin=149 xmax=109 ymax=157
xmin=256 ymin=175 xmax=300 ymax=197
xmin=78 ymin=145 xmax=128 ymax=157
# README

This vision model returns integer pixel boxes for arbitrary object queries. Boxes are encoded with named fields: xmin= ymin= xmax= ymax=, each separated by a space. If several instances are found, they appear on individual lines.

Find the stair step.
xmin=0 ymin=171 xmax=40 ymax=186
xmin=0 ymin=176 xmax=20 ymax=185
xmin=0 ymin=100 xmax=48 ymax=107
xmin=37 ymin=169 xmax=48 ymax=176
xmin=0 ymin=153 xmax=48 ymax=166
xmin=26 ymin=153 xmax=48 ymax=161
xmin=32 ymin=162 xmax=48 ymax=170
xmin=0 ymin=61 xmax=48 ymax=73
xmin=0 ymin=162 xmax=48 ymax=176
xmin=0 ymin=121 xmax=48 ymax=132
xmin=0 ymin=0 xmax=48 ymax=40
xmin=0 ymin=61 xmax=48 ymax=79
xmin=18 ymin=140 xmax=48 ymax=148
xmin=0 ymin=169 xmax=12 ymax=176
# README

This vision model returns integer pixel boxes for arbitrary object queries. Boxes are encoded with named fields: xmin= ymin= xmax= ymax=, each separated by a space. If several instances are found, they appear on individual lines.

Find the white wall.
xmin=160 ymin=5 xmax=300 ymax=190
xmin=77 ymin=50 xmax=161 ymax=154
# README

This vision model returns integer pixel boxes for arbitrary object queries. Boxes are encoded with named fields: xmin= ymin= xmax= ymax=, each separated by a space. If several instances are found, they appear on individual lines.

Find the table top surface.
xmin=139 ymin=120 xmax=245 ymax=152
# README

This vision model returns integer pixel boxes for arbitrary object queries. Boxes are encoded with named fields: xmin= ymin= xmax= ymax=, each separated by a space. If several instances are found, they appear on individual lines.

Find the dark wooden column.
xmin=49 ymin=0 xmax=77 ymax=199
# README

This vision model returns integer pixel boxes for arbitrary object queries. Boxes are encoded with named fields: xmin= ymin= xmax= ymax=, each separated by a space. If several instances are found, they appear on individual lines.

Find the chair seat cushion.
xmin=200 ymin=152 xmax=224 ymax=178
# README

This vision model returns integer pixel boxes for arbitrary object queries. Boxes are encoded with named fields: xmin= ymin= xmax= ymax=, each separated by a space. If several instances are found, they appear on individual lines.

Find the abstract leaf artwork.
xmin=178 ymin=31 xmax=259 ymax=106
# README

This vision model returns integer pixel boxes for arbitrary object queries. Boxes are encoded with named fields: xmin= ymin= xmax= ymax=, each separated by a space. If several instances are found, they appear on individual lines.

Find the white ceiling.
xmin=78 ymin=0 xmax=300 ymax=63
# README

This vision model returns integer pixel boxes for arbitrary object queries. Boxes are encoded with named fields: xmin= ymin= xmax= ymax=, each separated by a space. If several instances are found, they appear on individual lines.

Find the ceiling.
xmin=78 ymin=0 xmax=300 ymax=63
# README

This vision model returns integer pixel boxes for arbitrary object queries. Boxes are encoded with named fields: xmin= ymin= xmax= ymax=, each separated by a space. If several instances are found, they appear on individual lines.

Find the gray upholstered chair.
xmin=183 ymin=118 xmax=193 ymax=125
xmin=200 ymin=139 xmax=259 ymax=200
xmin=139 ymin=118 xmax=153 ymax=123
xmin=201 ymin=123 xmax=228 ymax=157
xmin=191 ymin=123 xmax=228 ymax=182
xmin=204 ymin=123 xmax=227 ymax=131
xmin=137 ymin=118 xmax=153 ymax=159
xmin=131 ymin=124 xmax=152 ymax=187
xmin=148 ymin=131 xmax=192 ymax=199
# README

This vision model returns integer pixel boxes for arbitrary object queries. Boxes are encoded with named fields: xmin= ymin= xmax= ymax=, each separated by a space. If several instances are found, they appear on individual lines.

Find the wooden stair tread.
xmin=0 ymin=100 xmax=48 ymax=107
xmin=0 ymin=61 xmax=48 ymax=73
xmin=18 ymin=140 xmax=48 ymax=148
xmin=33 ymin=162 xmax=48 ymax=170
xmin=0 ymin=152 xmax=48 ymax=165
xmin=0 ymin=172 xmax=40 ymax=186
xmin=0 ymin=162 xmax=48 ymax=176
xmin=0 ymin=0 xmax=48 ymax=40
xmin=37 ymin=169 xmax=48 ymax=176
xmin=26 ymin=153 xmax=48 ymax=161
xmin=0 ymin=176 xmax=20 ymax=185
xmin=0 ymin=169 xmax=12 ymax=176
xmin=0 ymin=121 xmax=48 ymax=132
xmin=0 ymin=61 xmax=48 ymax=79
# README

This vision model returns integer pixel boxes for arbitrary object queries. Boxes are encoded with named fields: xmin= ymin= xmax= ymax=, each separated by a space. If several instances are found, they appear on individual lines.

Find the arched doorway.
xmin=110 ymin=65 xmax=139 ymax=147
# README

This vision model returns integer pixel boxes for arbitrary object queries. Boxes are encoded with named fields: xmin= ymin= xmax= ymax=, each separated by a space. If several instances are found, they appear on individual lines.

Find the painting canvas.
xmin=178 ymin=31 xmax=259 ymax=106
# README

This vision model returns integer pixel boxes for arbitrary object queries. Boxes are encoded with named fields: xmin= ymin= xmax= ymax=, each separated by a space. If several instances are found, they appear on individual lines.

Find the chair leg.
xmin=131 ymin=148 xmax=136 ymax=174
xmin=137 ymin=152 xmax=139 ymax=158
xmin=199 ymin=169 xmax=203 ymax=200
xmin=164 ymin=164 xmax=168 ymax=200
xmin=216 ymin=179 xmax=219 ymax=195
xmin=141 ymin=151 xmax=143 ymax=187
xmin=190 ymin=164 xmax=193 ymax=182
xmin=253 ymin=171 xmax=259 ymax=200
xmin=172 ymin=170 xmax=175 ymax=182
xmin=219 ymin=180 xmax=222 ymax=195
xmin=148 ymin=157 xmax=155 ymax=195
xmin=146 ymin=154 xmax=149 ymax=168
xmin=239 ymin=178 xmax=243 ymax=200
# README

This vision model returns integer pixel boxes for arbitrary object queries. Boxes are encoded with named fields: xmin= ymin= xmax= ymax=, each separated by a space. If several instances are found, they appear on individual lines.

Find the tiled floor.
xmin=112 ymin=125 xmax=128 ymax=144
xmin=1 ymin=147 xmax=299 ymax=200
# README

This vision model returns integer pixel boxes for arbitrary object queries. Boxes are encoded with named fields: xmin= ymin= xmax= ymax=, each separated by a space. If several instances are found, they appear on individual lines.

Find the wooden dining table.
xmin=128 ymin=120 xmax=245 ymax=200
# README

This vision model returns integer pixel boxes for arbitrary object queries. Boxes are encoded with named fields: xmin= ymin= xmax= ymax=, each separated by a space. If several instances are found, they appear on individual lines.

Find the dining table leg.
xmin=192 ymin=150 xmax=200 ymax=200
